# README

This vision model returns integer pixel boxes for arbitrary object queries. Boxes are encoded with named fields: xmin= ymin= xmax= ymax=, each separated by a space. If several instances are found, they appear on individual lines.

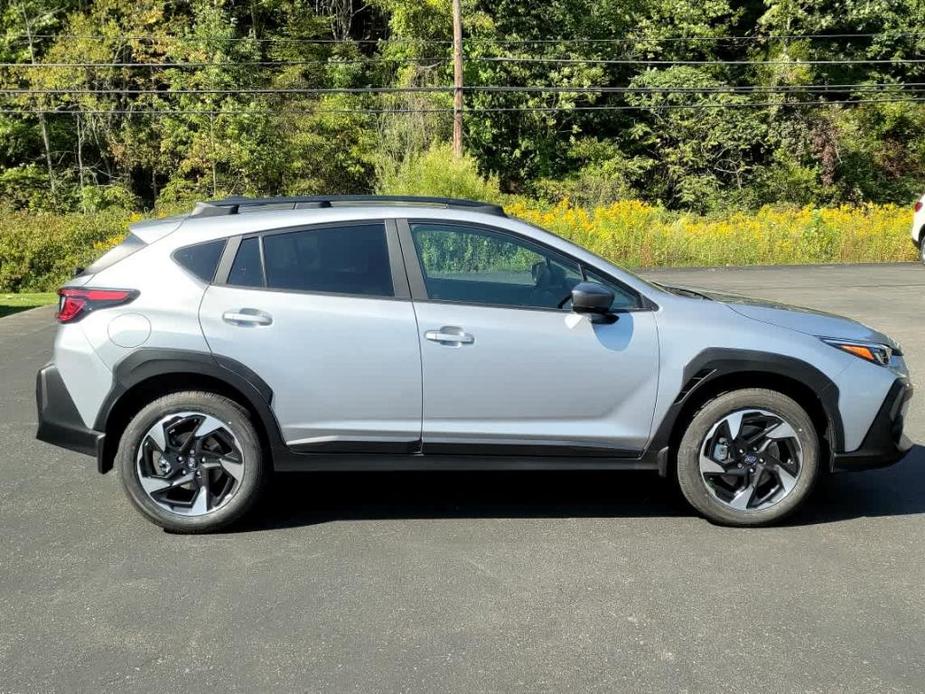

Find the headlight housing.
xmin=822 ymin=338 xmax=895 ymax=366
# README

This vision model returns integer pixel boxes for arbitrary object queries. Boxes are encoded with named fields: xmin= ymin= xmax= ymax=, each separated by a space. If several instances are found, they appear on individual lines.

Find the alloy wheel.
xmin=698 ymin=408 xmax=804 ymax=512
xmin=135 ymin=411 xmax=245 ymax=517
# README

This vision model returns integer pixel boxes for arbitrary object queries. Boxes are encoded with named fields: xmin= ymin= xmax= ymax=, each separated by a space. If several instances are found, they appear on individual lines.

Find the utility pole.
xmin=452 ymin=0 xmax=463 ymax=158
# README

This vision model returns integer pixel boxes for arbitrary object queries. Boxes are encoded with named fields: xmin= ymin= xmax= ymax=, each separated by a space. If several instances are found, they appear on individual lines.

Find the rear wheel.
xmin=117 ymin=391 xmax=265 ymax=533
xmin=676 ymin=388 xmax=819 ymax=526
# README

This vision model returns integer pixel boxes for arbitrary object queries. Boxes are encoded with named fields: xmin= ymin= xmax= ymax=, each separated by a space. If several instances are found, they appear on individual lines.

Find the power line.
xmin=0 ymin=86 xmax=456 ymax=95
xmin=475 ymin=32 xmax=925 ymax=44
xmin=0 ymin=58 xmax=448 ymax=68
xmin=9 ymin=31 xmax=925 ymax=44
xmin=479 ymin=56 xmax=925 ymax=66
xmin=3 ymin=83 xmax=924 ymax=96
xmin=467 ymin=83 xmax=925 ymax=94
xmin=4 ymin=96 xmax=924 ymax=116
xmin=5 ymin=56 xmax=925 ymax=70
xmin=10 ymin=34 xmax=442 ymax=44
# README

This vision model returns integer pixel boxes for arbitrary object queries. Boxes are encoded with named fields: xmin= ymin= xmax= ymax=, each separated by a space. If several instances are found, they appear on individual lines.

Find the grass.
xmin=507 ymin=199 xmax=918 ymax=267
xmin=0 ymin=292 xmax=56 ymax=318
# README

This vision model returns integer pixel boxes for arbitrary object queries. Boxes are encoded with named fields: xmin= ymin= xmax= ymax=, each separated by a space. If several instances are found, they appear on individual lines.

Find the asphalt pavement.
xmin=1 ymin=263 xmax=923 ymax=693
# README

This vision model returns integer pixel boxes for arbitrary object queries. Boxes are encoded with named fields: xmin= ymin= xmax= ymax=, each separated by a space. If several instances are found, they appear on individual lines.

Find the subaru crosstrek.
xmin=36 ymin=196 xmax=914 ymax=532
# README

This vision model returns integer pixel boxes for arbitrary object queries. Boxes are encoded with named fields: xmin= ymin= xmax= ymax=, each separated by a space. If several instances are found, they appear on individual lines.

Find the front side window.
xmin=410 ymin=223 xmax=583 ymax=309
xmin=582 ymin=269 xmax=641 ymax=310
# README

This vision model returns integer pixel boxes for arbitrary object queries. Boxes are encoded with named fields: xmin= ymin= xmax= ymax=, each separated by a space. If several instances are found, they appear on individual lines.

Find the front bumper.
xmin=35 ymin=364 xmax=106 ymax=471
xmin=832 ymin=378 xmax=914 ymax=471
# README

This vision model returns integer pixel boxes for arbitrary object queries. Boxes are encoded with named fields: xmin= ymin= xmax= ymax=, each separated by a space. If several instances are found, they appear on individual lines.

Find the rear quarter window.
xmin=173 ymin=239 xmax=227 ymax=282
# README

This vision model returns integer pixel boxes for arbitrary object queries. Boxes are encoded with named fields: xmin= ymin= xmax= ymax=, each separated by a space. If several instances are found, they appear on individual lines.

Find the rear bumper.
xmin=832 ymin=378 xmax=914 ymax=472
xmin=35 ymin=364 xmax=106 ymax=471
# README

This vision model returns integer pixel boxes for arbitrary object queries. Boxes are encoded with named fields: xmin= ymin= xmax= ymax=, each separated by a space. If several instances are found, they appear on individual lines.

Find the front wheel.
xmin=676 ymin=388 xmax=819 ymax=527
xmin=117 ymin=391 xmax=265 ymax=533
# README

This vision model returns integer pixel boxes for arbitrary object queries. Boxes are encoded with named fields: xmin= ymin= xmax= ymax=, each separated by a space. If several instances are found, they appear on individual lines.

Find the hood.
xmin=661 ymin=284 xmax=898 ymax=348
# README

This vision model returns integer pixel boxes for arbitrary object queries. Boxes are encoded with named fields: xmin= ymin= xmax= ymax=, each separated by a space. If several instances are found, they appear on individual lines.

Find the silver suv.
xmin=36 ymin=196 xmax=914 ymax=532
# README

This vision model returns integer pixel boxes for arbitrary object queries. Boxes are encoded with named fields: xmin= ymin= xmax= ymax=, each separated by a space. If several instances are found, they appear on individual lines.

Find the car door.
xmin=400 ymin=219 xmax=660 ymax=456
xmin=199 ymin=219 xmax=422 ymax=452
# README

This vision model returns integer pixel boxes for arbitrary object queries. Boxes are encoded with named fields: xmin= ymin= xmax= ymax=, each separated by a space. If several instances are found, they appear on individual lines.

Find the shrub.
xmin=0 ymin=208 xmax=131 ymax=292
xmin=376 ymin=142 xmax=501 ymax=202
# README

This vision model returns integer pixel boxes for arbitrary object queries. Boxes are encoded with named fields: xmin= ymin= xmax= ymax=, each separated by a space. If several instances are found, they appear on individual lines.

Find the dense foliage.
xmin=1 ymin=0 xmax=924 ymax=214
xmin=0 ymin=200 xmax=913 ymax=292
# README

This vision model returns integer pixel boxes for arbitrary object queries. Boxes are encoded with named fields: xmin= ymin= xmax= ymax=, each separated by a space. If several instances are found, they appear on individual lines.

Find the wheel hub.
xmin=136 ymin=411 xmax=245 ymax=517
xmin=698 ymin=408 xmax=803 ymax=512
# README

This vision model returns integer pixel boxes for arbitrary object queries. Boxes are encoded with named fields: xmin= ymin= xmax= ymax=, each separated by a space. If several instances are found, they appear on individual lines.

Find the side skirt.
xmin=272 ymin=451 xmax=658 ymax=472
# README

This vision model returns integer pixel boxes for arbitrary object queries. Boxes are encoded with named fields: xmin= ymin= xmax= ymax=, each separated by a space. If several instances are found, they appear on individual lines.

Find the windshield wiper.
xmin=654 ymin=282 xmax=712 ymax=300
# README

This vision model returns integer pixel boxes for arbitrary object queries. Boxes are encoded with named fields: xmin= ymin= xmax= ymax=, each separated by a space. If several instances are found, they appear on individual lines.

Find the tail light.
xmin=916 ymin=200 xmax=923 ymax=213
xmin=56 ymin=288 xmax=139 ymax=323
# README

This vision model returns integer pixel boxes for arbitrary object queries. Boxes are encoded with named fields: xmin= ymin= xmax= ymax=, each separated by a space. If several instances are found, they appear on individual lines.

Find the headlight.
xmin=821 ymin=338 xmax=894 ymax=366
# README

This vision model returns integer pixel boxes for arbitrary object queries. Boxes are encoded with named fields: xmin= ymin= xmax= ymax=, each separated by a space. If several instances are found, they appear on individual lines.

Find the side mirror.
xmin=570 ymin=282 xmax=617 ymax=323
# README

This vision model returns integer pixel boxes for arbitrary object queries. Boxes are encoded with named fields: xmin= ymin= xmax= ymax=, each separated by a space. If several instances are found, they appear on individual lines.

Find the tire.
xmin=676 ymin=388 xmax=819 ymax=527
xmin=117 ymin=391 xmax=265 ymax=533
xmin=920 ymin=234 xmax=925 ymax=264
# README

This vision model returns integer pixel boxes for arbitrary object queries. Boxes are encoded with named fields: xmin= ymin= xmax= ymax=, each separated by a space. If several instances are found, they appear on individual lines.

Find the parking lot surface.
xmin=1 ymin=263 xmax=923 ymax=692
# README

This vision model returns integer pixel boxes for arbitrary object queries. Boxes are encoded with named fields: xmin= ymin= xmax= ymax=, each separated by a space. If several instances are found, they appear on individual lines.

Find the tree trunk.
xmin=19 ymin=2 xmax=56 ymax=195
xmin=452 ymin=0 xmax=464 ymax=158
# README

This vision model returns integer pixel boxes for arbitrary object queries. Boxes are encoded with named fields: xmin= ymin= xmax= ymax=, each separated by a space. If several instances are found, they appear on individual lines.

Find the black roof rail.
xmin=190 ymin=195 xmax=505 ymax=218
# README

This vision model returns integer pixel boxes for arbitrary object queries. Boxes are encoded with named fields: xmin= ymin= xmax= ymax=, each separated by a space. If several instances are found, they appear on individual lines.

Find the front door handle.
xmin=222 ymin=309 xmax=273 ymax=326
xmin=424 ymin=326 xmax=474 ymax=345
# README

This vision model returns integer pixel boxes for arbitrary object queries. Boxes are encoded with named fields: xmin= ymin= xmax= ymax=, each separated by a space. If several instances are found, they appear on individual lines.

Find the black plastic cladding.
xmin=96 ymin=347 xmax=848 ymax=473
xmin=641 ymin=348 xmax=845 ymax=472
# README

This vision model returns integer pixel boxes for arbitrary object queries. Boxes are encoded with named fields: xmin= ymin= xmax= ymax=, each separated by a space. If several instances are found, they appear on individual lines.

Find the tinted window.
xmin=411 ymin=223 xmax=582 ymax=309
xmin=584 ymin=269 xmax=641 ymax=310
xmin=262 ymin=223 xmax=393 ymax=297
xmin=173 ymin=239 xmax=226 ymax=282
xmin=228 ymin=237 xmax=263 ymax=287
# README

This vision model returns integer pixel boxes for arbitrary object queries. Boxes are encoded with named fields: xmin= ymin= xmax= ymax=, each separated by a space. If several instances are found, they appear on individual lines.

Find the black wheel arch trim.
xmin=642 ymin=348 xmax=845 ymax=471
xmin=96 ymin=348 xmax=288 ymax=472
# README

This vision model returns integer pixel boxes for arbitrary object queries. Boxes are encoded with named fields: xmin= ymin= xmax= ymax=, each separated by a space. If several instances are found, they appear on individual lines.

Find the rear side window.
xmin=261 ymin=223 xmax=393 ymax=297
xmin=228 ymin=237 xmax=263 ymax=287
xmin=173 ymin=239 xmax=226 ymax=282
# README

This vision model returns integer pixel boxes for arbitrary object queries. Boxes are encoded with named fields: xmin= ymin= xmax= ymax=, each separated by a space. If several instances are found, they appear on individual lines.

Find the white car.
xmin=914 ymin=193 xmax=925 ymax=263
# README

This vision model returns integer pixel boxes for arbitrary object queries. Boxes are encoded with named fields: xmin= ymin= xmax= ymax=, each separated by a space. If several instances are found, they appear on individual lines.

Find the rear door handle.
xmin=424 ymin=327 xmax=474 ymax=345
xmin=222 ymin=309 xmax=273 ymax=326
